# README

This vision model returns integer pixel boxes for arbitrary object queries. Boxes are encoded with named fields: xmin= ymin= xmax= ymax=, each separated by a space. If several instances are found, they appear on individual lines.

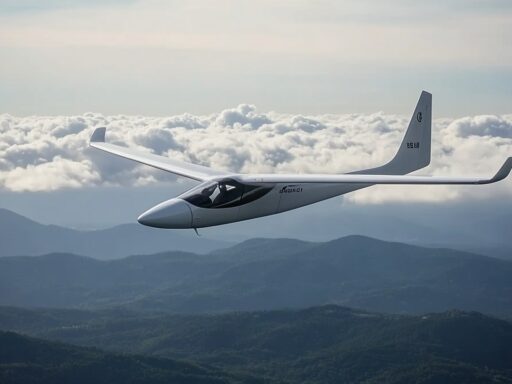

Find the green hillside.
xmin=1 ymin=306 xmax=511 ymax=383
xmin=0 ymin=330 xmax=261 ymax=384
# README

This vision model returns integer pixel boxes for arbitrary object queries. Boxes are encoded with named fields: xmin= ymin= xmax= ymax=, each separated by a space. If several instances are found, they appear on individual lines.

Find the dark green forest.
xmin=1 ymin=306 xmax=512 ymax=383
xmin=0 ymin=331 xmax=260 ymax=384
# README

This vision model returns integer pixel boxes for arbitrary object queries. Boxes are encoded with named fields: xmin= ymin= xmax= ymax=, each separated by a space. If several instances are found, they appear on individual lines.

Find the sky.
xmin=0 ymin=0 xmax=510 ymax=243
xmin=0 ymin=0 xmax=511 ymax=116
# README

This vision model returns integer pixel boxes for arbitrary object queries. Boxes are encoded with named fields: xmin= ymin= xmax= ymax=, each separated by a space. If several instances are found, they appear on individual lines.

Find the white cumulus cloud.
xmin=0 ymin=107 xmax=510 ymax=203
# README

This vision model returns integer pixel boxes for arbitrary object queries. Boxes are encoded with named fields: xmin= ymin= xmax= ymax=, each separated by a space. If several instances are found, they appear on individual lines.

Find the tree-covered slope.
xmin=1 ymin=306 xmax=511 ymax=384
xmin=0 ymin=330 xmax=260 ymax=384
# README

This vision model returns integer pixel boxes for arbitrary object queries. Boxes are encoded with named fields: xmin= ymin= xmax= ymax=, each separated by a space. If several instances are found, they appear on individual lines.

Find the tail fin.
xmin=359 ymin=91 xmax=432 ymax=175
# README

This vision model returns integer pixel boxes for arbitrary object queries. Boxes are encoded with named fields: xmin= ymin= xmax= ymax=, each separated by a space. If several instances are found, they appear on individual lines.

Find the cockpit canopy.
xmin=180 ymin=178 xmax=273 ymax=209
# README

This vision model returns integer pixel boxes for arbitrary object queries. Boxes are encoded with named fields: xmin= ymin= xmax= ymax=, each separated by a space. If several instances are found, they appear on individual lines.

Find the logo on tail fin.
xmin=416 ymin=112 xmax=423 ymax=123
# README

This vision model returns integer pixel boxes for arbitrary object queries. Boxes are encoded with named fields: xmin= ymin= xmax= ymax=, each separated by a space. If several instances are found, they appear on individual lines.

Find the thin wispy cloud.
xmin=1 ymin=0 xmax=510 ymax=67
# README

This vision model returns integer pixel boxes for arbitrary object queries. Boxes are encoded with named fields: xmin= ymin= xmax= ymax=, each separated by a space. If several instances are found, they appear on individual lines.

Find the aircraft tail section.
xmin=359 ymin=91 xmax=432 ymax=175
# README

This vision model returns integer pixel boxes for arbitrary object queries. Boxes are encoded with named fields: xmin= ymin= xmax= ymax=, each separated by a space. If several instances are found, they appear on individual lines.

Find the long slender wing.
xmin=89 ymin=128 xmax=228 ymax=181
xmin=238 ymin=158 xmax=512 ymax=185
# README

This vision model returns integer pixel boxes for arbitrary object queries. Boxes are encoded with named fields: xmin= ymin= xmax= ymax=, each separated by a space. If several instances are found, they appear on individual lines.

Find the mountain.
xmin=0 ymin=330 xmax=259 ymax=384
xmin=1 ymin=236 xmax=512 ymax=316
xmin=0 ymin=208 xmax=229 ymax=259
xmin=1 ymin=306 xmax=511 ymax=384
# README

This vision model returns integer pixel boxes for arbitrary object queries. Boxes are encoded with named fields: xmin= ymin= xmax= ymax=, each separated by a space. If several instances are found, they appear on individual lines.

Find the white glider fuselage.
xmin=138 ymin=179 xmax=365 ymax=228
xmin=90 ymin=90 xmax=511 ymax=230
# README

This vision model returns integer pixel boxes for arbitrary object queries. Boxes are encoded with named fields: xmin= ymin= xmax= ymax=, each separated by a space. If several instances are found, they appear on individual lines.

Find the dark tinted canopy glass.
xmin=181 ymin=178 xmax=272 ymax=209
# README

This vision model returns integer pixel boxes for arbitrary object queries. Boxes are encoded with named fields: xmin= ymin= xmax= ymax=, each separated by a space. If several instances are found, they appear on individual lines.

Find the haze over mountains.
xmin=1 ymin=234 xmax=511 ymax=317
xmin=0 ymin=208 xmax=228 ymax=258
xmin=1 ymin=206 xmax=510 ymax=261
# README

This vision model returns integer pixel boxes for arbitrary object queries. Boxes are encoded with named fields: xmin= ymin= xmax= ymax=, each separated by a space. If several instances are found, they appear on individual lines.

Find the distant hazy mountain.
xmin=1 ymin=306 xmax=511 ymax=384
xmin=0 ymin=208 xmax=229 ymax=259
xmin=0 ymin=330 xmax=254 ymax=384
xmin=1 ymin=236 xmax=511 ymax=316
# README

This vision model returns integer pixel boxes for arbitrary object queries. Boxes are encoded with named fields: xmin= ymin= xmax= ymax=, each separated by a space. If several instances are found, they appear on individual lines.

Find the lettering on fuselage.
xmin=279 ymin=185 xmax=303 ymax=194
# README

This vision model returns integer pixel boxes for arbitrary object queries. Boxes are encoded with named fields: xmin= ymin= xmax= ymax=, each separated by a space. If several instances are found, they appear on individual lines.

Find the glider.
xmin=90 ymin=91 xmax=511 ymax=229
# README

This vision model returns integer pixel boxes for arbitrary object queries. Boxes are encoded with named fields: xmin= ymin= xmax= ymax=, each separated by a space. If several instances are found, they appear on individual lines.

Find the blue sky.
xmin=0 ymin=0 xmax=511 ymax=116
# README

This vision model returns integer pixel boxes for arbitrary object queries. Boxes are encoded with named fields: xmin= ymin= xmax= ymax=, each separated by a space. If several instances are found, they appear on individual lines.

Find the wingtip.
xmin=90 ymin=127 xmax=106 ymax=143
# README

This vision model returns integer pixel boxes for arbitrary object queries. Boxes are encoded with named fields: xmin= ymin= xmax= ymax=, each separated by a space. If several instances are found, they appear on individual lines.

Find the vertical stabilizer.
xmin=359 ymin=91 xmax=432 ymax=175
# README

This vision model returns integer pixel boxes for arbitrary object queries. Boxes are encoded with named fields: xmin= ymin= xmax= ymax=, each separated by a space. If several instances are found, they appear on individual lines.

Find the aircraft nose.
xmin=137 ymin=199 xmax=192 ymax=229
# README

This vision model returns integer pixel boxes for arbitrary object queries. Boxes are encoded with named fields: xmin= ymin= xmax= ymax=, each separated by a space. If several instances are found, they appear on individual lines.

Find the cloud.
xmin=446 ymin=115 xmax=512 ymax=139
xmin=0 ymin=108 xmax=510 ymax=203
xmin=0 ymin=156 xmax=99 ymax=192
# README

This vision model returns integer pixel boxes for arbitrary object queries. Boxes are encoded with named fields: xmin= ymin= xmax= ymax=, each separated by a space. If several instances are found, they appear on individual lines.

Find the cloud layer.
xmin=0 ymin=106 xmax=510 ymax=203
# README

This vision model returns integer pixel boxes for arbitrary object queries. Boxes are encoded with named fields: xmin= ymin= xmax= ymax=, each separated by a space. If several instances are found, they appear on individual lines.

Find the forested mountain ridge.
xmin=1 ymin=235 xmax=511 ymax=316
